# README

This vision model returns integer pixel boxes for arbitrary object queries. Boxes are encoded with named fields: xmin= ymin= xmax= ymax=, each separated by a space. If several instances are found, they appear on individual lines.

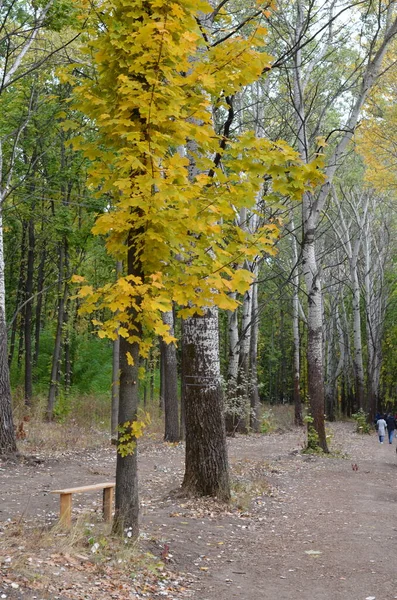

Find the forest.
xmin=1 ymin=0 xmax=397 ymax=556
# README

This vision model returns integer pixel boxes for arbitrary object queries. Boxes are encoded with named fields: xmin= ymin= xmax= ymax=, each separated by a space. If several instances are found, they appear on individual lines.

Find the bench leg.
xmin=60 ymin=493 xmax=72 ymax=527
xmin=103 ymin=487 xmax=114 ymax=523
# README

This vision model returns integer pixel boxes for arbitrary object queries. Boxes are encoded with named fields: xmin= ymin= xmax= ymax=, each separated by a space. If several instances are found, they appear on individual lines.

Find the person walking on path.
xmin=386 ymin=414 xmax=396 ymax=444
xmin=376 ymin=415 xmax=387 ymax=443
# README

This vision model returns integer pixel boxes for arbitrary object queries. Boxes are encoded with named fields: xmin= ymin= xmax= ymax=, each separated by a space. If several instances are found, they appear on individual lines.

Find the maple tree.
xmin=70 ymin=0 xmax=324 ymax=533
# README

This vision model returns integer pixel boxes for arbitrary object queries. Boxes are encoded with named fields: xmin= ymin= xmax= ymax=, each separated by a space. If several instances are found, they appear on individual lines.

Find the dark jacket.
xmin=386 ymin=415 xmax=396 ymax=431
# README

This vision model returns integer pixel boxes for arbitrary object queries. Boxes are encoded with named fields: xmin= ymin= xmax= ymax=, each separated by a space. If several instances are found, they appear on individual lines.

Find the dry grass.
xmin=0 ymin=514 xmax=160 ymax=597
xmin=231 ymin=458 xmax=274 ymax=511
xmin=12 ymin=391 xmax=110 ymax=456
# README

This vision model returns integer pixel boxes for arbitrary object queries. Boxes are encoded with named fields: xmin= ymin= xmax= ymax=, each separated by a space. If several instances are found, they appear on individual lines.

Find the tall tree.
xmin=74 ymin=0 xmax=320 ymax=533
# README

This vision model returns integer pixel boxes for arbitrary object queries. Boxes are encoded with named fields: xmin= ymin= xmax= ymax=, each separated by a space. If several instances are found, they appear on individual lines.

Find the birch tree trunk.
xmin=182 ymin=307 xmax=230 ymax=501
xmin=291 ymin=226 xmax=303 ymax=426
xmin=227 ymin=294 xmax=239 ymax=382
xmin=301 ymin=205 xmax=328 ymax=450
xmin=289 ymin=0 xmax=397 ymax=450
xmin=161 ymin=309 xmax=180 ymax=442
xmin=249 ymin=264 xmax=261 ymax=432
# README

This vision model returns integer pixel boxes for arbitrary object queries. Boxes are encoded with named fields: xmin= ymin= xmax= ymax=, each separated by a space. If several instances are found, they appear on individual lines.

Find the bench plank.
xmin=51 ymin=482 xmax=115 ymax=527
xmin=51 ymin=482 xmax=115 ymax=495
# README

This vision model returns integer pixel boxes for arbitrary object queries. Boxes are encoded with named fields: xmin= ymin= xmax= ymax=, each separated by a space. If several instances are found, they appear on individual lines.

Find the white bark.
xmin=227 ymin=293 xmax=239 ymax=381
xmin=291 ymin=220 xmax=302 ymax=424
xmin=330 ymin=187 xmax=369 ymax=409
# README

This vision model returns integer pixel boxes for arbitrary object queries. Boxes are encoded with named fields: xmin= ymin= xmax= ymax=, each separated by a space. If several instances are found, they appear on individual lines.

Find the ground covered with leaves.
xmin=1 ymin=422 xmax=397 ymax=599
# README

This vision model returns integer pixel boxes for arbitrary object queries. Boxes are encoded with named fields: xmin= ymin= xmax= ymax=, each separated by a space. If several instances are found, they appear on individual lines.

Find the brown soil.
xmin=1 ymin=422 xmax=397 ymax=600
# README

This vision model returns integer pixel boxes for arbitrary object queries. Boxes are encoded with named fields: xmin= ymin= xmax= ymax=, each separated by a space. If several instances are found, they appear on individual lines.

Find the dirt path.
xmin=1 ymin=422 xmax=397 ymax=600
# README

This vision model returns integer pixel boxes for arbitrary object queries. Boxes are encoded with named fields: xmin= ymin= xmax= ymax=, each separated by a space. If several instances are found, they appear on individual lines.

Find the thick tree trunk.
xmin=161 ymin=310 xmax=180 ymax=442
xmin=182 ymin=307 xmax=230 ymax=501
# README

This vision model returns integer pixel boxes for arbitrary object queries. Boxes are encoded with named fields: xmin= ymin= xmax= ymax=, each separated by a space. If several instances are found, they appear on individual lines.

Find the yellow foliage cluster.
xmin=357 ymin=45 xmax=397 ymax=191
xmin=70 ymin=0 xmax=324 ymax=343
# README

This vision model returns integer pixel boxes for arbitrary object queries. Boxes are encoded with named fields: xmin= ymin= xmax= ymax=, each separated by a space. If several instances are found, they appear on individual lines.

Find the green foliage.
xmin=260 ymin=409 xmax=275 ymax=434
xmin=9 ymin=328 xmax=113 ymax=398
xmin=303 ymin=414 xmax=323 ymax=453
xmin=352 ymin=409 xmax=371 ymax=434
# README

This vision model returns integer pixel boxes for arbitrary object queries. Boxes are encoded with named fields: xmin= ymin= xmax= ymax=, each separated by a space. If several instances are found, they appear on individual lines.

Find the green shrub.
xmin=352 ymin=408 xmax=371 ymax=434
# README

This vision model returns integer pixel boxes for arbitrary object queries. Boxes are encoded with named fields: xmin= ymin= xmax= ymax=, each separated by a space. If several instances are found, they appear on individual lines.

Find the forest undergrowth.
xmin=2 ymin=405 xmax=395 ymax=600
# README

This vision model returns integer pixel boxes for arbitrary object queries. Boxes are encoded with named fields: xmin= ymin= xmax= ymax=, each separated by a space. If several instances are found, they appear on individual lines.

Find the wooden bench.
xmin=51 ymin=482 xmax=115 ymax=527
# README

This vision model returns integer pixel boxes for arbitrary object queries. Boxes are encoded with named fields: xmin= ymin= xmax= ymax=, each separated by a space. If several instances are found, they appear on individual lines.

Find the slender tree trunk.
xmin=111 ymin=335 xmax=121 ymax=440
xmin=161 ymin=310 xmax=180 ymax=442
xmin=33 ymin=247 xmax=46 ymax=367
xmin=63 ymin=299 xmax=71 ymax=392
xmin=9 ymin=221 xmax=27 ymax=367
xmin=302 ymin=204 xmax=328 ymax=452
xmin=47 ymin=245 xmax=67 ymax=420
xmin=112 ymin=235 xmax=141 ymax=537
xmin=227 ymin=296 xmax=239 ymax=382
xmin=182 ymin=307 xmax=230 ymax=501
xmin=24 ymin=217 xmax=35 ymax=405
xmin=0 ymin=205 xmax=17 ymax=454
xmin=291 ymin=227 xmax=303 ymax=426
xmin=249 ymin=268 xmax=261 ymax=432
xmin=235 ymin=287 xmax=252 ymax=433
xmin=324 ymin=312 xmax=336 ymax=422
xmin=351 ymin=268 xmax=365 ymax=410
xmin=111 ymin=261 xmax=122 ymax=440
xmin=159 ymin=343 xmax=165 ymax=414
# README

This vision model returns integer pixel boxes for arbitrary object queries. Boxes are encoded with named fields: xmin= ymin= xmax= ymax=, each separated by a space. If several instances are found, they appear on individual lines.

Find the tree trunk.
xmin=161 ymin=310 xmax=180 ymax=442
xmin=24 ymin=217 xmax=35 ymax=405
xmin=351 ymin=268 xmax=365 ymax=410
xmin=182 ymin=307 xmax=230 ymax=501
xmin=8 ymin=221 xmax=27 ymax=367
xmin=249 ymin=268 xmax=261 ymax=432
xmin=291 ymin=227 xmax=303 ymax=426
xmin=235 ymin=287 xmax=252 ymax=433
xmin=111 ymin=334 xmax=121 ymax=440
xmin=111 ymin=261 xmax=122 ymax=440
xmin=33 ymin=247 xmax=46 ymax=367
xmin=227 ymin=295 xmax=239 ymax=382
xmin=63 ymin=299 xmax=71 ymax=392
xmin=324 ymin=311 xmax=336 ymax=422
xmin=0 ymin=205 xmax=17 ymax=454
xmin=112 ymin=236 xmax=141 ymax=537
xmin=302 ymin=205 xmax=328 ymax=452
xmin=112 ymin=334 xmax=140 ymax=537
xmin=47 ymin=245 xmax=67 ymax=420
